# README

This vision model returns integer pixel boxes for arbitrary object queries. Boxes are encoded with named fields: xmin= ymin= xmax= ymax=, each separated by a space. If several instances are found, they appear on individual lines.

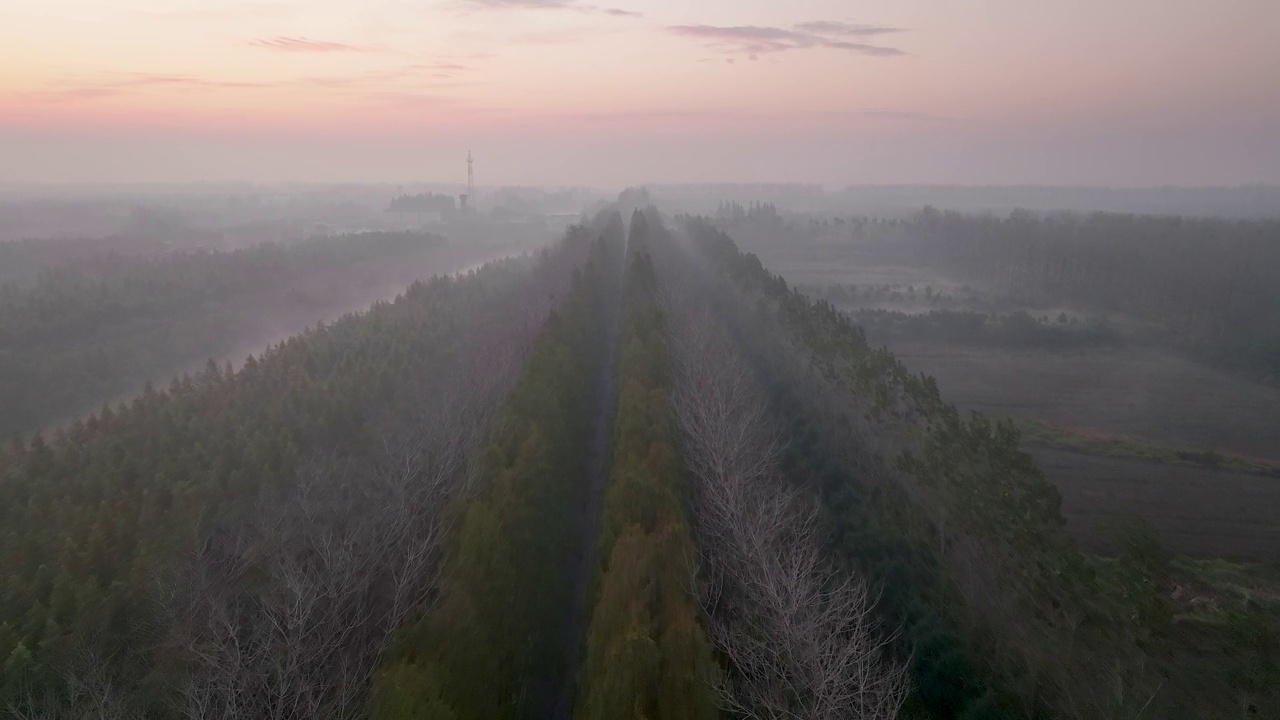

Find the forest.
xmin=724 ymin=209 xmax=1280 ymax=380
xmin=0 ymin=231 xmax=503 ymax=440
xmin=0 ymin=202 xmax=1275 ymax=719
xmin=0 ymin=216 xmax=592 ymax=716
xmin=6 ymin=0 xmax=1276 ymax=712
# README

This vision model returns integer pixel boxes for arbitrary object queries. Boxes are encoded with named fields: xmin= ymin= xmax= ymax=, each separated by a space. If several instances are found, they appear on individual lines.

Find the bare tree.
xmin=6 ymin=643 xmax=146 ymax=720
xmin=7 ymin=232 xmax=599 ymax=720
xmin=668 ymin=307 xmax=910 ymax=720
xmin=171 ymin=443 xmax=454 ymax=719
xmin=166 ymin=294 xmax=531 ymax=720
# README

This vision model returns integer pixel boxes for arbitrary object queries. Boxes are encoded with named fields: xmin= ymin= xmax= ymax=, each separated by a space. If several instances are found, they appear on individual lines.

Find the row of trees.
xmin=573 ymin=212 xmax=720 ymax=720
xmin=10 ymin=201 xmax=1262 ymax=718
xmin=849 ymin=308 xmax=1121 ymax=350
xmin=0 ymin=236 xmax=178 ymax=286
xmin=367 ymin=212 xmax=625 ymax=719
xmin=0 ymin=224 xmax=595 ymax=716
xmin=899 ymin=209 xmax=1280 ymax=342
xmin=166 ymin=303 xmax=528 ymax=720
xmin=6 ymin=206 xmax=904 ymax=720
xmin=714 ymin=201 xmax=782 ymax=225
xmin=677 ymin=216 xmax=1166 ymax=718
xmin=721 ymin=208 xmax=1280 ymax=379
xmin=876 ymin=209 xmax=1277 ymax=378
xmin=0 ymin=231 xmax=486 ymax=439
xmin=657 ymin=220 xmax=910 ymax=719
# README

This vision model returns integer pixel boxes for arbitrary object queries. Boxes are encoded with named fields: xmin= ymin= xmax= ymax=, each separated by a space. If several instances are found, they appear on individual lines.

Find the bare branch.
xmin=666 ymin=295 xmax=910 ymax=720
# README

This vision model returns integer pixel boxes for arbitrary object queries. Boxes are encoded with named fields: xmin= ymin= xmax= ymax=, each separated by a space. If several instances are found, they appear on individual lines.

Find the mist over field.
xmin=3 ymin=1 xmax=1279 ymax=719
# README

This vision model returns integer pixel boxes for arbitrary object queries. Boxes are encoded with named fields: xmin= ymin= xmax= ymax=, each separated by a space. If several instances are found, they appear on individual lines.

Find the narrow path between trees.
xmin=547 ymin=238 xmax=626 ymax=720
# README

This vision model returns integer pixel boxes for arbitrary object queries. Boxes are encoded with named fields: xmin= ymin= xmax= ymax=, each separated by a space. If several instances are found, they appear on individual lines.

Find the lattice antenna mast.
xmin=467 ymin=150 xmax=474 ymax=212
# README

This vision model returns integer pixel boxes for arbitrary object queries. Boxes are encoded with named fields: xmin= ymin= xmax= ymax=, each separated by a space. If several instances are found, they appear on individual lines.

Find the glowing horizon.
xmin=2 ymin=0 xmax=1277 ymax=186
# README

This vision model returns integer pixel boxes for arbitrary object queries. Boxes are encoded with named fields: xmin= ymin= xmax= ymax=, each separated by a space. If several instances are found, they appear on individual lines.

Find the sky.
xmin=1 ymin=0 xmax=1278 ymax=187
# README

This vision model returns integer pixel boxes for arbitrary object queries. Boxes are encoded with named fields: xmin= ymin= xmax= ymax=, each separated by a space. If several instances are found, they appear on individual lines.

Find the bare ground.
xmin=772 ymin=255 xmax=1280 ymax=559
xmin=1032 ymin=448 xmax=1279 ymax=559
xmin=888 ymin=342 xmax=1280 ymax=558
xmin=892 ymin=343 xmax=1280 ymax=462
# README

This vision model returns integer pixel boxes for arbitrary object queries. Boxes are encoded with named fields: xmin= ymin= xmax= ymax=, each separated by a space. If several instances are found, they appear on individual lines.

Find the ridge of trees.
xmin=5 ymin=202 xmax=1263 ymax=719
xmin=368 ymin=211 xmax=625 ymax=720
xmin=0 ymin=236 xmax=175 ymax=286
xmin=657 ymin=223 xmax=910 ymax=718
xmin=902 ymin=209 xmax=1280 ymax=348
xmin=573 ymin=211 xmax=720 ymax=720
xmin=675 ymin=216 xmax=1165 ymax=718
xmin=0 ymin=225 xmax=593 ymax=717
xmin=0 ymin=231 xmax=482 ymax=440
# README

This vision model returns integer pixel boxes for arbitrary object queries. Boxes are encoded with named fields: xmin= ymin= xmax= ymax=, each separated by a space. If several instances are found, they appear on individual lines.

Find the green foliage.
xmin=900 ymin=209 xmax=1280 ymax=380
xmin=740 ymin=208 xmax=1280 ymax=380
xmin=0 ymin=231 xmax=451 ymax=440
xmin=370 ymin=216 xmax=625 ymax=720
xmin=677 ymin=215 xmax=1167 ymax=719
xmin=681 ymin=213 xmax=1280 ymax=718
xmin=0 ymin=235 xmax=177 ymax=286
xmin=575 ymin=214 xmax=720 ymax=720
xmin=1097 ymin=516 xmax=1171 ymax=637
xmin=369 ymin=662 xmax=458 ymax=720
xmin=0 ymin=235 xmax=584 ymax=712
xmin=1128 ymin=557 xmax=1280 ymax=719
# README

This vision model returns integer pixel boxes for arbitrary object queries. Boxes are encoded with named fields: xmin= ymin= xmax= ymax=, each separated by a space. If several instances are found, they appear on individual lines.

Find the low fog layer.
xmin=4 ymin=0 xmax=1279 ymax=716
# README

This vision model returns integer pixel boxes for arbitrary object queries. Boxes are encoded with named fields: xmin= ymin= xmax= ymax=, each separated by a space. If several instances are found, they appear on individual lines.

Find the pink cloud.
xmin=459 ymin=0 xmax=641 ymax=17
xmin=668 ymin=23 xmax=905 ymax=57
xmin=792 ymin=22 xmax=902 ymax=37
xmin=248 ymin=36 xmax=373 ymax=53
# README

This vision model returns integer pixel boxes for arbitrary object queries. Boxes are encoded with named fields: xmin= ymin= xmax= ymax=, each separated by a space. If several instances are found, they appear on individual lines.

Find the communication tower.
xmin=467 ymin=150 xmax=475 ymax=213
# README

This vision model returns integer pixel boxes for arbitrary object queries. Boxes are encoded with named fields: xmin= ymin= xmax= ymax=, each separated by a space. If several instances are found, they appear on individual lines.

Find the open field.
xmin=894 ymin=342 xmax=1280 ymax=558
xmin=771 ymin=258 xmax=963 ymax=291
xmin=768 ymin=254 xmax=1280 ymax=460
xmin=893 ymin=343 xmax=1280 ymax=462
xmin=1033 ymin=448 xmax=1279 ymax=558
xmin=763 ymin=253 xmax=1280 ymax=560
xmin=1015 ymin=418 xmax=1280 ymax=477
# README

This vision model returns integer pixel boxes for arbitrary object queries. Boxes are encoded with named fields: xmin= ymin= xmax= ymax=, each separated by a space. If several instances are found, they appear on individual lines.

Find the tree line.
xmin=0 ymin=223 xmax=594 ymax=717
xmin=904 ymin=209 xmax=1280 ymax=374
xmin=0 ymin=236 xmax=179 ymax=286
xmin=653 ymin=210 xmax=910 ymax=720
xmin=0 ymin=231 xmax=489 ymax=440
xmin=6 ymin=201 xmax=1267 ymax=718
xmin=573 ymin=211 xmax=719 ymax=720
xmin=673 ymin=215 xmax=1173 ymax=718
xmin=737 ymin=208 xmax=1280 ymax=380
xmin=368 ymin=211 xmax=625 ymax=720
xmin=848 ymin=308 xmax=1121 ymax=350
